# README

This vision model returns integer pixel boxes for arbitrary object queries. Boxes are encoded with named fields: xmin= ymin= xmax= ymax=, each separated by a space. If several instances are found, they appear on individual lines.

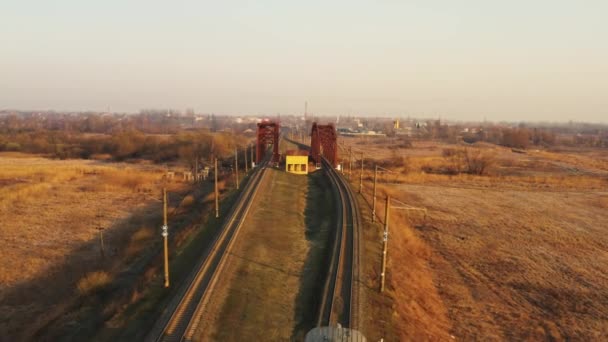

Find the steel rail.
xmin=146 ymin=160 xmax=268 ymax=342
xmin=317 ymin=157 xmax=361 ymax=333
xmin=266 ymin=136 xmax=362 ymax=338
xmin=181 ymin=162 xmax=267 ymax=341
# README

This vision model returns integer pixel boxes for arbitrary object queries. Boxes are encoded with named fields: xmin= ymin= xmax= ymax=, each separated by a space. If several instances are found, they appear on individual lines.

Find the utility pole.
xmin=359 ymin=153 xmax=364 ymax=193
xmin=349 ymin=147 xmax=353 ymax=180
xmin=194 ymin=157 xmax=199 ymax=183
xmin=215 ymin=158 xmax=219 ymax=218
xmin=251 ymin=143 xmax=254 ymax=168
xmin=95 ymin=210 xmax=105 ymax=259
xmin=372 ymin=165 xmax=378 ymax=223
xmin=162 ymin=188 xmax=170 ymax=288
xmin=235 ymin=147 xmax=239 ymax=190
xmin=380 ymin=195 xmax=390 ymax=293
xmin=244 ymin=145 xmax=248 ymax=173
xmin=96 ymin=227 xmax=105 ymax=259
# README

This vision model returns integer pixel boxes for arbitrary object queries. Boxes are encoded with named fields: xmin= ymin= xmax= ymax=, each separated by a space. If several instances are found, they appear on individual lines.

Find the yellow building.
xmin=285 ymin=153 xmax=309 ymax=175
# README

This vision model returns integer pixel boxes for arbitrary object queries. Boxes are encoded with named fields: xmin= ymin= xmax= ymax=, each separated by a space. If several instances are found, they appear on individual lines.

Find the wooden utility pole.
xmin=380 ymin=195 xmax=390 ymax=293
xmin=235 ymin=147 xmax=239 ymax=189
xmin=162 ymin=188 xmax=170 ymax=288
xmin=359 ymin=153 xmax=364 ymax=193
xmin=215 ymin=158 xmax=219 ymax=218
xmin=372 ymin=165 xmax=378 ymax=223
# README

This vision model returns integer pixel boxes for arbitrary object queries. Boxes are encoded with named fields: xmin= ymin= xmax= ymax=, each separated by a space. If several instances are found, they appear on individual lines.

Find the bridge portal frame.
xmin=310 ymin=122 xmax=338 ymax=168
xmin=256 ymin=121 xmax=280 ymax=164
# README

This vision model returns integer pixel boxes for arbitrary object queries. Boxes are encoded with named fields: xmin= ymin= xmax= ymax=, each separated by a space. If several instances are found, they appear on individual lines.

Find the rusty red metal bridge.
xmin=310 ymin=122 xmax=338 ymax=168
xmin=256 ymin=120 xmax=280 ymax=164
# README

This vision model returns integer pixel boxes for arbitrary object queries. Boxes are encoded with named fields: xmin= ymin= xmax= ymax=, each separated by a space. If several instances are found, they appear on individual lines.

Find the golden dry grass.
xmin=76 ymin=271 xmax=112 ymax=295
xmin=0 ymin=157 xmax=162 ymax=213
xmin=0 ymin=155 xmax=190 ymax=339
xmin=343 ymin=137 xmax=607 ymax=191
xmin=394 ymin=183 xmax=608 ymax=340
xmin=346 ymin=137 xmax=608 ymax=340
xmin=534 ymin=149 xmax=608 ymax=172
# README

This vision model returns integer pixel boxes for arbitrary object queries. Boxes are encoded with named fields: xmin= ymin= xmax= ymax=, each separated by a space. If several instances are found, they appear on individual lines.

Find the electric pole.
xmin=215 ymin=158 xmax=219 ymax=218
xmin=235 ymin=147 xmax=239 ymax=189
xmin=372 ymin=165 xmax=378 ymax=222
xmin=251 ymin=143 xmax=254 ymax=168
xmin=349 ymin=147 xmax=353 ymax=180
xmin=380 ymin=195 xmax=390 ymax=293
xmin=244 ymin=145 xmax=248 ymax=173
xmin=96 ymin=227 xmax=105 ymax=259
xmin=162 ymin=187 xmax=170 ymax=288
xmin=359 ymin=153 xmax=363 ymax=193
xmin=95 ymin=210 xmax=105 ymax=259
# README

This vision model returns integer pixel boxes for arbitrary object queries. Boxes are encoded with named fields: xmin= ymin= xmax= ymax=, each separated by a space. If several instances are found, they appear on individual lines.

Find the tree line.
xmin=0 ymin=129 xmax=248 ymax=166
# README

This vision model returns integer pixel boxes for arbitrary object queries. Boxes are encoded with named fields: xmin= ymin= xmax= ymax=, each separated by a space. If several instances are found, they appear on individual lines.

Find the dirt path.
xmin=193 ymin=168 xmax=335 ymax=341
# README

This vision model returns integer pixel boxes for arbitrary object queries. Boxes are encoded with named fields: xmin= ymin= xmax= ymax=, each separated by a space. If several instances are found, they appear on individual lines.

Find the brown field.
xmin=342 ymin=137 xmax=608 ymax=340
xmin=0 ymin=154 xmax=193 ymax=340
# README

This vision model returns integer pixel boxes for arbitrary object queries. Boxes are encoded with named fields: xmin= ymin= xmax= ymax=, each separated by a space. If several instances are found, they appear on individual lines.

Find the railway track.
xmin=146 ymin=160 xmax=268 ymax=342
xmin=283 ymin=136 xmax=362 ymax=334
xmin=317 ymin=157 xmax=362 ymax=334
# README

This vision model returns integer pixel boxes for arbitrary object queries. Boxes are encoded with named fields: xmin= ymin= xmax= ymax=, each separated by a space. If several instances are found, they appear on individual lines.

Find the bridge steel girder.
xmin=310 ymin=122 xmax=338 ymax=168
xmin=256 ymin=121 xmax=280 ymax=164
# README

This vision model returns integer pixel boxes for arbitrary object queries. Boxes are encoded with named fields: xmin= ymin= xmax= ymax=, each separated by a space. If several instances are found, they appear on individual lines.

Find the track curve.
xmin=317 ymin=157 xmax=362 ymax=332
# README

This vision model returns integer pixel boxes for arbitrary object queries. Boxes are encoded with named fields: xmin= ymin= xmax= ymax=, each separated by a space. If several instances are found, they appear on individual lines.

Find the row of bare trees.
xmin=0 ymin=129 xmax=248 ymax=165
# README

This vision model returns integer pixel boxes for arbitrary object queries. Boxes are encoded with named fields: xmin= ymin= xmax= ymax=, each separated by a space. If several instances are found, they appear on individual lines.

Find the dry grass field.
xmin=342 ymin=137 xmax=608 ymax=340
xmin=0 ymin=153 xmax=191 ymax=340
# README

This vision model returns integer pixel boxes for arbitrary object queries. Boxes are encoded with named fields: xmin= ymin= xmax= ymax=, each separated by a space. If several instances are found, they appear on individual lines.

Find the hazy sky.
xmin=1 ymin=1 xmax=607 ymax=122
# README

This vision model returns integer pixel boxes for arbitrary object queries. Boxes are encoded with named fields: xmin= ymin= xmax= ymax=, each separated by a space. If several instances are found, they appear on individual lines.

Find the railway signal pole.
xmin=215 ymin=158 xmax=219 ymax=218
xmin=235 ymin=147 xmax=239 ymax=189
xmin=380 ymin=195 xmax=390 ymax=293
xmin=162 ymin=187 xmax=170 ymax=288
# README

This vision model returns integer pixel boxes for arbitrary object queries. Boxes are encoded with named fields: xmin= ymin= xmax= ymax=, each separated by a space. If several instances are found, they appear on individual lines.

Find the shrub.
xmin=396 ymin=137 xmax=413 ymax=148
xmin=464 ymin=148 xmax=495 ymax=175
xmin=441 ymin=147 xmax=495 ymax=175
xmin=5 ymin=142 xmax=21 ymax=151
